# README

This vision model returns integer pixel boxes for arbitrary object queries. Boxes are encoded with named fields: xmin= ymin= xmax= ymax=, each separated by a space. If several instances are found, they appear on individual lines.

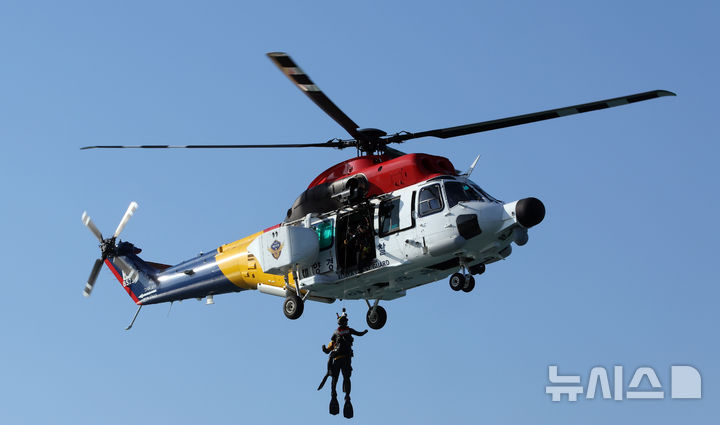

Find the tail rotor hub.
xmin=81 ymin=202 xmax=139 ymax=297
xmin=99 ymin=237 xmax=116 ymax=257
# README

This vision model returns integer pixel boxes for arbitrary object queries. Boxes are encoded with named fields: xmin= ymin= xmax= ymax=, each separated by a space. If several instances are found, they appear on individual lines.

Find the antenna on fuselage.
xmin=462 ymin=154 xmax=482 ymax=177
xmin=125 ymin=305 xmax=142 ymax=331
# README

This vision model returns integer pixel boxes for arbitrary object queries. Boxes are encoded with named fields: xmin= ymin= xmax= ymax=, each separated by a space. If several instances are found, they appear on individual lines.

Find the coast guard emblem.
xmin=269 ymin=240 xmax=283 ymax=260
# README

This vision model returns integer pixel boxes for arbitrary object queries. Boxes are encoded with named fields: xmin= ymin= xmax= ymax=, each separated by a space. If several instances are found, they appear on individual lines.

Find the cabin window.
xmin=379 ymin=197 xmax=401 ymax=236
xmin=418 ymin=184 xmax=444 ymax=217
xmin=445 ymin=181 xmax=485 ymax=207
xmin=315 ymin=220 xmax=334 ymax=251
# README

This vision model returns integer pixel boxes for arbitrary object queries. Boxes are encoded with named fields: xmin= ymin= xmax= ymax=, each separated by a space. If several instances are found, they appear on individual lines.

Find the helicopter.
xmin=81 ymin=52 xmax=674 ymax=330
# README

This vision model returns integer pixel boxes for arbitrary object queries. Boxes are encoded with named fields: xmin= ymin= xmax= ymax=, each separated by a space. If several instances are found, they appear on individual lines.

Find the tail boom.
xmin=101 ymin=230 xmax=295 ymax=306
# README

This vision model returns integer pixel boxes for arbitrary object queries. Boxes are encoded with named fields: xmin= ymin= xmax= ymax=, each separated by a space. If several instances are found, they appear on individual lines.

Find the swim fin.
xmin=329 ymin=396 xmax=339 ymax=415
xmin=343 ymin=398 xmax=353 ymax=419
xmin=317 ymin=372 xmax=330 ymax=391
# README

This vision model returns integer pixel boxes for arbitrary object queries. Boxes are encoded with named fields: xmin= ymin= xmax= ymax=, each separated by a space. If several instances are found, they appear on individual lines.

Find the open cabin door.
xmin=336 ymin=205 xmax=376 ymax=272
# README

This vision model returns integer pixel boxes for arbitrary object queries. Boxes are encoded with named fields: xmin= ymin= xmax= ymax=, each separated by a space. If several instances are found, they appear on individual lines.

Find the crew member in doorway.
xmin=344 ymin=215 xmax=373 ymax=269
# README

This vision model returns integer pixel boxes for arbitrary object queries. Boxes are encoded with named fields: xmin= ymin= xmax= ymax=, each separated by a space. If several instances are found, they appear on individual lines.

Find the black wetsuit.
xmin=326 ymin=326 xmax=366 ymax=399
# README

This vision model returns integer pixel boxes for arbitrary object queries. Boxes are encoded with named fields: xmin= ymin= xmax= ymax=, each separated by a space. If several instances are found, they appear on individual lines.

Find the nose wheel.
xmin=449 ymin=272 xmax=465 ymax=291
xmin=462 ymin=274 xmax=475 ymax=292
xmin=449 ymin=263 xmax=482 ymax=292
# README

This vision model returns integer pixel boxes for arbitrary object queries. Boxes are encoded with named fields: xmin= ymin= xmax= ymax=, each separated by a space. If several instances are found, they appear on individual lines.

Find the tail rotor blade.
xmin=113 ymin=201 xmax=138 ymax=238
xmin=81 ymin=212 xmax=104 ymax=242
xmin=84 ymin=258 xmax=104 ymax=297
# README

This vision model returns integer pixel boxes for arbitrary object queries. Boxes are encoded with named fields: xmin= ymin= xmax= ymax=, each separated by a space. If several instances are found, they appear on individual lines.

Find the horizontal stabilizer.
xmin=146 ymin=261 xmax=172 ymax=271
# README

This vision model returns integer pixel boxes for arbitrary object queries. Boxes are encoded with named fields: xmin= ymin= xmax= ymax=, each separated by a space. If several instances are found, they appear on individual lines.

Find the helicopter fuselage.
xmin=103 ymin=153 xmax=544 ymax=323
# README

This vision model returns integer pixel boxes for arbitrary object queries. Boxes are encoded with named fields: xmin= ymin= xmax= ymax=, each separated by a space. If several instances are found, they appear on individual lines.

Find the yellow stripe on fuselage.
xmin=214 ymin=231 xmax=293 ymax=290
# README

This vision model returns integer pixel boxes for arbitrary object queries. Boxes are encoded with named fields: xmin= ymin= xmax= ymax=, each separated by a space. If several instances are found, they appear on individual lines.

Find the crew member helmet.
xmin=337 ymin=308 xmax=348 ymax=326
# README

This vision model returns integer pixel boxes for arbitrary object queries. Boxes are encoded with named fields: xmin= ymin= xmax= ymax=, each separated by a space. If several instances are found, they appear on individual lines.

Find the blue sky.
xmin=1 ymin=1 xmax=718 ymax=424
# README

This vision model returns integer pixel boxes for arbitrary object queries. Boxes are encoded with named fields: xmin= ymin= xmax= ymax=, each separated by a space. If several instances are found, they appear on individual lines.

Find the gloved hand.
xmin=322 ymin=344 xmax=330 ymax=354
xmin=360 ymin=329 xmax=368 ymax=335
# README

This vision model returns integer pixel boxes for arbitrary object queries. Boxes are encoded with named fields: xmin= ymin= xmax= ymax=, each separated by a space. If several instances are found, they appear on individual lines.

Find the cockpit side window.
xmin=445 ymin=181 xmax=485 ymax=208
xmin=418 ymin=184 xmax=444 ymax=217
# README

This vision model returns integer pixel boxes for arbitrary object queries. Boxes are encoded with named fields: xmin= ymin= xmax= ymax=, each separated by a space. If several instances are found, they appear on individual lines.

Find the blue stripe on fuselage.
xmin=137 ymin=249 xmax=242 ymax=305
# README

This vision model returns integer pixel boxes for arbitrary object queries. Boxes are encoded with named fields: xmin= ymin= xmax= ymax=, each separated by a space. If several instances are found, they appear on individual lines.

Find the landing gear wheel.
xmin=283 ymin=295 xmax=304 ymax=320
xmin=449 ymin=272 xmax=466 ymax=291
xmin=366 ymin=305 xmax=387 ymax=330
xmin=462 ymin=274 xmax=475 ymax=292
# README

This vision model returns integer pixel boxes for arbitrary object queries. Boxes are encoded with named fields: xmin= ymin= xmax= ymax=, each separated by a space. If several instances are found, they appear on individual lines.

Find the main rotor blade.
xmin=81 ymin=212 xmax=104 ymax=242
xmin=113 ymin=201 xmax=138 ymax=239
xmin=386 ymin=90 xmax=676 ymax=143
xmin=84 ymin=258 xmax=104 ymax=297
xmin=267 ymin=52 xmax=365 ymax=141
xmin=80 ymin=141 xmax=349 ymax=150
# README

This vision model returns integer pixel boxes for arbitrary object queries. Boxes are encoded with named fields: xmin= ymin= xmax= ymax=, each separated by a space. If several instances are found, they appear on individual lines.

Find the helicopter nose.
xmin=516 ymin=197 xmax=545 ymax=228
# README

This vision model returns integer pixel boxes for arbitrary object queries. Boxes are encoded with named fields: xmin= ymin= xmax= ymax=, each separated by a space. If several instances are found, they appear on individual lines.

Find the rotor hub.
xmin=100 ymin=238 xmax=117 ymax=258
xmin=355 ymin=128 xmax=388 ymax=155
xmin=356 ymin=128 xmax=387 ymax=139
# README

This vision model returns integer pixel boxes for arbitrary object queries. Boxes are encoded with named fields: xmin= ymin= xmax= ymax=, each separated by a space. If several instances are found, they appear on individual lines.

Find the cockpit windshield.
xmin=445 ymin=180 xmax=499 ymax=207
xmin=467 ymin=181 xmax=499 ymax=203
xmin=444 ymin=181 xmax=485 ymax=208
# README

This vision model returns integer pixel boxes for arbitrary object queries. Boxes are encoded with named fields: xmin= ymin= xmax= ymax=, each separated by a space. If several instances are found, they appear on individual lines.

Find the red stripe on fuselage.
xmin=104 ymin=258 xmax=142 ymax=305
xmin=264 ymin=223 xmax=281 ymax=233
